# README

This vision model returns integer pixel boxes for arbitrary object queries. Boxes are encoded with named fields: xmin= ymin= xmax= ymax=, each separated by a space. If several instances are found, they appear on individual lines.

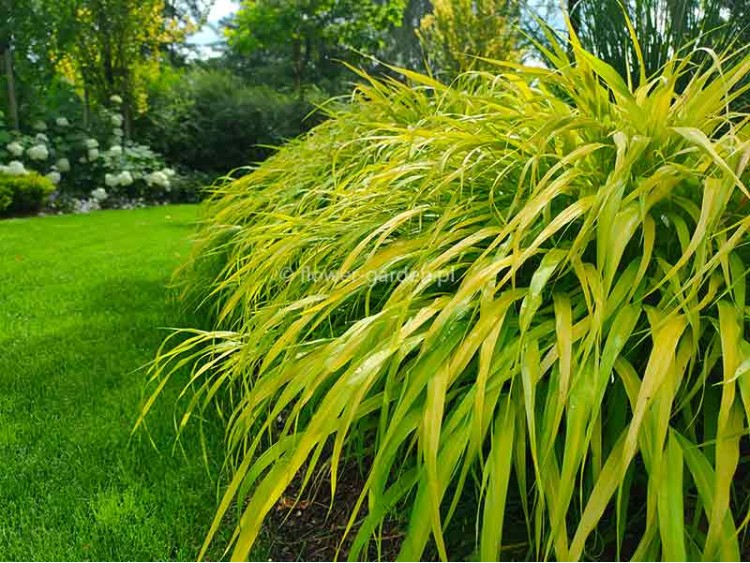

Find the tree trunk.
xmin=122 ymin=69 xmax=132 ymax=140
xmin=301 ymin=35 xmax=313 ymax=101
xmin=3 ymin=46 xmax=19 ymax=130
xmin=83 ymin=84 xmax=91 ymax=128
xmin=292 ymin=36 xmax=303 ymax=101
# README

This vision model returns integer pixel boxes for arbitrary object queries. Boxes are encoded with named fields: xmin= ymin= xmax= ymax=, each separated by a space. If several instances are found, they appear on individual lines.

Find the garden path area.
xmin=0 ymin=206 xmax=227 ymax=560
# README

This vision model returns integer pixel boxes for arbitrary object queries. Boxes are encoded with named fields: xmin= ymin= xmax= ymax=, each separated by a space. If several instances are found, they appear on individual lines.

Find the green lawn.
xmin=0 ymin=205 xmax=228 ymax=560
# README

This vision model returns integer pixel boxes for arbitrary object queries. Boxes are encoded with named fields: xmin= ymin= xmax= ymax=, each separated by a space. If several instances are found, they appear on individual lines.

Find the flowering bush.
xmin=0 ymin=96 xmax=188 ymax=214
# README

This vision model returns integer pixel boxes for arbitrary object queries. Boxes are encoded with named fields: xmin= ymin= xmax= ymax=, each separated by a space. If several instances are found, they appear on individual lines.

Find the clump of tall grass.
xmin=140 ymin=28 xmax=750 ymax=561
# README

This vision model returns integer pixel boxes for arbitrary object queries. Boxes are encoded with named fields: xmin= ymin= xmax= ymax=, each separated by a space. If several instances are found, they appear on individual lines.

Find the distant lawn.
xmin=0 ymin=206 xmax=230 ymax=560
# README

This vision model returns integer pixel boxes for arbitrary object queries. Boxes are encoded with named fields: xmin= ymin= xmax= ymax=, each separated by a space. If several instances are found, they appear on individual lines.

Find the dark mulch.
xmin=264 ymin=462 xmax=404 ymax=561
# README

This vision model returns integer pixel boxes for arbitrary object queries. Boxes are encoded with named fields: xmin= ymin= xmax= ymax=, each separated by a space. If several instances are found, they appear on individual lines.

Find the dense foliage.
xmin=142 ymin=29 xmax=750 ymax=561
xmin=568 ymin=0 xmax=749 ymax=91
xmin=1 ymin=0 xmax=197 ymax=131
xmin=228 ymin=0 xmax=407 ymax=98
xmin=419 ymin=0 xmax=522 ymax=75
xmin=137 ymin=68 xmax=322 ymax=175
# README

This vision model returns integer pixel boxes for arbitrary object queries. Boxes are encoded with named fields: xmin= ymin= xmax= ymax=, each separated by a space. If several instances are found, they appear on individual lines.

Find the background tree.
xmin=0 ymin=0 xmax=79 ymax=129
xmin=418 ymin=0 xmax=522 ymax=76
xmin=162 ymin=0 xmax=216 ymax=62
xmin=0 ymin=0 xmax=20 ymax=129
xmin=384 ymin=0 xmax=433 ymax=70
xmin=57 ymin=0 xmax=196 ymax=133
xmin=226 ymin=0 xmax=407 ymax=99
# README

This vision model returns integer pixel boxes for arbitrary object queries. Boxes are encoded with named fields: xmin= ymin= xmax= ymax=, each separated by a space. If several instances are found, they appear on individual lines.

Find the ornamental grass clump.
xmin=141 ymin=30 xmax=750 ymax=561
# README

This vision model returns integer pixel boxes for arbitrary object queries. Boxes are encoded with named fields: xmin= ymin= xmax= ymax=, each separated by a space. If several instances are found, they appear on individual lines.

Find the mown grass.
xmin=0 ymin=205 xmax=232 ymax=560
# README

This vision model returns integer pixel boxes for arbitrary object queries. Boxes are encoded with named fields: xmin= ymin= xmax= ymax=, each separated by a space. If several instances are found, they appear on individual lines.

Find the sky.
xmin=187 ymin=0 xmax=237 ymax=55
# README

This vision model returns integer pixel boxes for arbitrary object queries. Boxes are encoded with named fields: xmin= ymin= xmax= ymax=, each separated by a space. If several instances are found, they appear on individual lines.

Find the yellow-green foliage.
xmin=0 ymin=172 xmax=55 ymax=215
xmin=142 ymin=30 xmax=750 ymax=561
xmin=418 ymin=0 xmax=521 ymax=75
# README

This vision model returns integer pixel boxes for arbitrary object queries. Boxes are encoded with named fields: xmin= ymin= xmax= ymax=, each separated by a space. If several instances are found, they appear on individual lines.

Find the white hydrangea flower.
xmin=113 ymin=128 xmax=124 ymax=137
xmin=146 ymin=171 xmax=169 ymax=187
xmin=110 ymin=94 xmax=123 ymax=104
xmin=27 ymin=144 xmax=49 ymax=161
xmin=46 ymin=171 xmax=61 ymax=185
xmin=35 ymin=133 xmax=49 ymax=143
xmin=117 ymin=170 xmax=133 ymax=186
xmin=104 ymin=173 xmax=119 ymax=187
xmin=87 ymin=148 xmax=100 ymax=161
xmin=56 ymin=158 xmax=71 ymax=172
xmin=162 ymin=167 xmax=176 ymax=177
xmin=6 ymin=141 xmax=24 ymax=156
xmin=91 ymin=187 xmax=108 ymax=202
xmin=111 ymin=114 xmax=123 ymax=127
xmin=75 ymin=198 xmax=101 ymax=213
xmin=32 ymin=120 xmax=47 ymax=131
xmin=84 ymin=138 xmax=99 ymax=149
xmin=108 ymin=145 xmax=123 ymax=157
xmin=6 ymin=161 xmax=27 ymax=175
xmin=55 ymin=117 xmax=70 ymax=127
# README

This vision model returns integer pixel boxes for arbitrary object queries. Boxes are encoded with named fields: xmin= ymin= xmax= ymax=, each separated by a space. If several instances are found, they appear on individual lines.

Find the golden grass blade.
xmin=139 ymin=26 xmax=750 ymax=562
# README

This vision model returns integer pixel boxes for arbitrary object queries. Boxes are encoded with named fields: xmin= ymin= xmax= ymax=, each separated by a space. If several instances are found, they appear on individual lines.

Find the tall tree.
xmin=384 ymin=0 xmax=432 ymax=70
xmin=1 ymin=0 xmax=197 ymax=131
xmin=418 ymin=0 xmax=522 ymax=76
xmin=0 ymin=0 xmax=78 ymax=129
xmin=227 ymin=0 xmax=407 ymax=99
xmin=0 ymin=36 xmax=19 ymax=131
xmin=0 ymin=0 xmax=27 ymax=130
xmin=163 ymin=0 xmax=215 ymax=62
xmin=54 ymin=0 xmax=197 ymax=132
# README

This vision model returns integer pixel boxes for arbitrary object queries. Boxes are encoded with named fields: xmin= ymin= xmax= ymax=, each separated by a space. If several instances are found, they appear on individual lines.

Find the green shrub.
xmin=0 ymin=184 xmax=11 ymax=213
xmin=136 ymin=68 xmax=323 ymax=175
xmin=0 ymin=172 xmax=55 ymax=215
xmin=141 ymin=32 xmax=750 ymax=561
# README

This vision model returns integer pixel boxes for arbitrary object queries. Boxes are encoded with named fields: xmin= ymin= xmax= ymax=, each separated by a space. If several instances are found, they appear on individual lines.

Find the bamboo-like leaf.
xmin=139 ymin=26 xmax=750 ymax=563
xmin=657 ymin=432 xmax=686 ymax=562
xmin=479 ymin=396 xmax=515 ymax=561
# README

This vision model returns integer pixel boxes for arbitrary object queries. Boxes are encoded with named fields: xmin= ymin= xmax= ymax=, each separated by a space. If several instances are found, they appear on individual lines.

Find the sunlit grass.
xmin=0 ymin=206 xmax=233 ymax=560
